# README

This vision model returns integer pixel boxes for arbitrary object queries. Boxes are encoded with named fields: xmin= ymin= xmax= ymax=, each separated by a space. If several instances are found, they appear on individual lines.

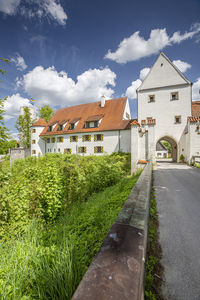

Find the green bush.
xmin=0 ymin=153 xmax=129 ymax=230
xmin=0 ymin=172 xmax=141 ymax=300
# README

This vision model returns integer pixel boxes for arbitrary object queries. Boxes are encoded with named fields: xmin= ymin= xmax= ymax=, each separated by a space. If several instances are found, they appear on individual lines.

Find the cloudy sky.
xmin=0 ymin=0 xmax=200 ymax=139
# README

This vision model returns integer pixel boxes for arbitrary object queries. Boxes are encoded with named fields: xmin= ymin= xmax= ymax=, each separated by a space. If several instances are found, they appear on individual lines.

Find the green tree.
xmin=39 ymin=105 xmax=54 ymax=122
xmin=0 ymin=58 xmax=10 ymax=143
xmin=0 ymin=139 xmax=17 ymax=154
xmin=161 ymin=140 xmax=172 ymax=153
xmin=15 ymin=107 xmax=33 ymax=148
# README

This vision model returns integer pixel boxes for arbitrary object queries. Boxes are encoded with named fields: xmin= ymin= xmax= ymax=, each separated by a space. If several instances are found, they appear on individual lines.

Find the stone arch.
xmin=156 ymin=136 xmax=178 ymax=162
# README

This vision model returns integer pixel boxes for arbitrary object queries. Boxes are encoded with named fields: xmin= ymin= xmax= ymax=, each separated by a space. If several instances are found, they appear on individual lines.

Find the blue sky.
xmin=0 ymin=0 xmax=200 ymax=139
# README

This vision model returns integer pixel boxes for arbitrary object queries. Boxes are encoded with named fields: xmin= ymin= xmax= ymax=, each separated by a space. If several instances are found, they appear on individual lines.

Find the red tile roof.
xmin=188 ymin=116 xmax=200 ymax=123
xmin=40 ymin=97 xmax=131 ymax=136
xmin=130 ymin=120 xmax=139 ymax=126
xmin=192 ymin=101 xmax=200 ymax=117
xmin=32 ymin=118 xmax=47 ymax=127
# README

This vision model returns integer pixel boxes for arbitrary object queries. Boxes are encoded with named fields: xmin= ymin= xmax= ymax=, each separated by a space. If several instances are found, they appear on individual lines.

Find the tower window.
xmin=175 ymin=116 xmax=181 ymax=124
xmin=171 ymin=92 xmax=179 ymax=101
xmin=148 ymin=95 xmax=155 ymax=103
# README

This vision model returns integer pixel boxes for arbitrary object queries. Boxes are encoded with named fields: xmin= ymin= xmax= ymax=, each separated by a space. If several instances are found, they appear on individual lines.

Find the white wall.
xmin=31 ymin=126 xmax=46 ymax=156
xmin=138 ymin=85 xmax=192 ymax=144
xmin=32 ymin=129 xmax=131 ymax=157
xmin=188 ymin=123 xmax=200 ymax=162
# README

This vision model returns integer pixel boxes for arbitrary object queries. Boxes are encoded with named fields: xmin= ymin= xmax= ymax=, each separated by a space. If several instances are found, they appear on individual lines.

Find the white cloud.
xmin=0 ymin=0 xmax=67 ymax=25
xmin=17 ymin=66 xmax=116 ymax=107
xmin=44 ymin=0 xmax=67 ymax=25
xmin=139 ymin=68 xmax=150 ymax=81
xmin=125 ymin=79 xmax=142 ymax=99
xmin=105 ymin=25 xmax=200 ymax=64
xmin=4 ymin=93 xmax=33 ymax=120
xmin=192 ymin=78 xmax=200 ymax=100
xmin=11 ymin=54 xmax=27 ymax=71
xmin=0 ymin=0 xmax=21 ymax=15
xmin=172 ymin=60 xmax=191 ymax=73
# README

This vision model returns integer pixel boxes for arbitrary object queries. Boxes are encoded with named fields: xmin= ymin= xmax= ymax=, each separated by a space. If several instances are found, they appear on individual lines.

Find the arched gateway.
xmin=131 ymin=52 xmax=193 ymax=173
xmin=156 ymin=136 xmax=177 ymax=162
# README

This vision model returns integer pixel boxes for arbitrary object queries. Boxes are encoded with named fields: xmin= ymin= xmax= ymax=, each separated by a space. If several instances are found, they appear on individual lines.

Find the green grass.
xmin=0 ymin=172 xmax=140 ymax=300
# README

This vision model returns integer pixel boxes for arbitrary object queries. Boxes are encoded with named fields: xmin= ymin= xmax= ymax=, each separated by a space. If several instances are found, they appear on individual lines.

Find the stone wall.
xmin=10 ymin=148 xmax=31 ymax=164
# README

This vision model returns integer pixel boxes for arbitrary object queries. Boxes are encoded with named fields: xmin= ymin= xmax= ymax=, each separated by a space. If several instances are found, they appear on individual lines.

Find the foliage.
xmin=0 ymin=139 xmax=17 ymax=154
xmin=0 ymin=153 xmax=130 ymax=229
xmin=39 ymin=105 xmax=54 ymax=122
xmin=145 ymin=188 xmax=162 ymax=300
xmin=179 ymin=154 xmax=185 ymax=161
xmin=161 ymin=140 xmax=171 ymax=153
xmin=15 ymin=106 xmax=34 ymax=148
xmin=0 ymin=159 xmax=140 ymax=299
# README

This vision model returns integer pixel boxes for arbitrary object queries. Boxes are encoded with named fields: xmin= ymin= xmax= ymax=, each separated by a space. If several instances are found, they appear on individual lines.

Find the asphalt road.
xmin=154 ymin=162 xmax=200 ymax=300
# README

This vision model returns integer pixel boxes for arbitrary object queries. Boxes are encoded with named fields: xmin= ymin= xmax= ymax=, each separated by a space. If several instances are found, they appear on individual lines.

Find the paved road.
xmin=154 ymin=162 xmax=200 ymax=300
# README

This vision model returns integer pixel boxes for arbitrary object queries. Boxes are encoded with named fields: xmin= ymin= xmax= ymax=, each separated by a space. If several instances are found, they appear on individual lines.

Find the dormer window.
xmin=69 ymin=118 xmax=80 ymax=130
xmin=148 ymin=95 xmax=155 ymax=103
xmin=171 ymin=92 xmax=179 ymax=101
xmin=58 ymin=124 xmax=63 ymax=131
xmin=48 ymin=126 xmax=52 ymax=132
xmin=85 ymin=115 xmax=103 ymax=128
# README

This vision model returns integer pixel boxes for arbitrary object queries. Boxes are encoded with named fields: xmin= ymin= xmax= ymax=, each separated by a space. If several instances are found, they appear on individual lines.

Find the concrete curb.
xmin=72 ymin=161 xmax=152 ymax=300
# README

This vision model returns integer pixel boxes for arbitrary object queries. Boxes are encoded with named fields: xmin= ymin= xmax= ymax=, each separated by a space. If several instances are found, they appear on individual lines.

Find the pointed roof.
xmin=137 ymin=52 xmax=191 ymax=92
xmin=40 ymin=97 xmax=131 ymax=136
xmin=32 ymin=118 xmax=47 ymax=127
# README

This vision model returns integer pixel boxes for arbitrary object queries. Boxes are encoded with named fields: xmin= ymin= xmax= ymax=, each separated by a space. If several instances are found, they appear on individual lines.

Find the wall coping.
xmin=72 ymin=161 xmax=152 ymax=300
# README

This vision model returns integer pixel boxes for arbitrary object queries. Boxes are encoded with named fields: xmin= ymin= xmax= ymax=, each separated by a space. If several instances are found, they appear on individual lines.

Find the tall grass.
xmin=0 ymin=173 xmax=140 ymax=300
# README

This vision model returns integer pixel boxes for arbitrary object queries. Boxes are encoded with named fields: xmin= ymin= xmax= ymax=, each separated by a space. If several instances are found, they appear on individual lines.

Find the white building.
xmin=31 ymin=52 xmax=200 ymax=171
xmin=31 ymin=97 xmax=131 ymax=156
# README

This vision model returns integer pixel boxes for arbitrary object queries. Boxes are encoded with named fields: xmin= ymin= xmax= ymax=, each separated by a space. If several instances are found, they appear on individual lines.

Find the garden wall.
xmin=72 ymin=161 xmax=152 ymax=300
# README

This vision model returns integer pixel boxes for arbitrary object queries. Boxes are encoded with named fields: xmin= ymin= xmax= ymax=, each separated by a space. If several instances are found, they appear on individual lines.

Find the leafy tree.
xmin=0 ymin=139 xmax=17 ymax=154
xmin=0 ymin=58 xmax=10 ymax=143
xmin=161 ymin=140 xmax=172 ymax=153
xmin=39 ymin=105 xmax=54 ymax=122
xmin=15 ymin=107 xmax=34 ymax=148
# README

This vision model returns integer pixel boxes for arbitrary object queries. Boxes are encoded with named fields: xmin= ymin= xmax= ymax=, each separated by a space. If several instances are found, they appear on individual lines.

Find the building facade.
xmin=31 ymin=52 xmax=200 ymax=171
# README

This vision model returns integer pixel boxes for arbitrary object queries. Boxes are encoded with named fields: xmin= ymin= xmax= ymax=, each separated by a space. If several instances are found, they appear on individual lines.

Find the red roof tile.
xmin=40 ymin=97 xmax=131 ymax=136
xmin=188 ymin=116 xmax=200 ymax=123
xmin=130 ymin=120 xmax=139 ymax=126
xmin=192 ymin=101 xmax=200 ymax=117
xmin=32 ymin=118 xmax=47 ymax=127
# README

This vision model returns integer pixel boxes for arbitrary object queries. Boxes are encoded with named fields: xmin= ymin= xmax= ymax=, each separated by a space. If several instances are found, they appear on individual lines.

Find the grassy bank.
xmin=0 ymin=153 xmax=141 ymax=299
xmin=145 ymin=187 xmax=164 ymax=300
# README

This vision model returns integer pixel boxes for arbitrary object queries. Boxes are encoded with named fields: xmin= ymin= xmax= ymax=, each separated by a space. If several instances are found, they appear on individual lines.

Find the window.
xmin=78 ymin=147 xmax=86 ymax=153
xmin=58 ymin=124 xmax=63 ymax=131
xmin=82 ymin=135 xmax=91 ymax=142
xmin=48 ymin=126 xmax=52 ymax=132
xmin=58 ymin=148 xmax=60 ymax=152
xmin=69 ymin=123 xmax=75 ymax=130
xmin=57 ymin=137 xmax=63 ymax=143
xmin=32 ymin=128 xmax=36 ymax=133
xmin=51 ymin=137 xmax=55 ymax=143
xmin=94 ymin=146 xmax=103 ymax=153
xmin=70 ymin=136 xmax=78 ymax=142
xmin=126 ymin=112 xmax=130 ymax=119
xmin=64 ymin=148 xmax=72 ymax=154
xmin=171 ymin=92 xmax=179 ymax=101
xmin=32 ymin=140 xmax=36 ymax=144
xmin=175 ymin=116 xmax=181 ymax=124
xmin=47 ymin=138 xmax=50 ymax=143
xmin=32 ymin=150 xmax=36 ymax=154
xmin=94 ymin=134 xmax=103 ymax=141
xmin=148 ymin=95 xmax=155 ymax=103
xmin=85 ymin=121 xmax=99 ymax=128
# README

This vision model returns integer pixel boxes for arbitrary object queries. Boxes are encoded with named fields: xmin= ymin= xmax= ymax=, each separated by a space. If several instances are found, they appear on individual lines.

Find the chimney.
xmin=100 ymin=95 xmax=106 ymax=108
